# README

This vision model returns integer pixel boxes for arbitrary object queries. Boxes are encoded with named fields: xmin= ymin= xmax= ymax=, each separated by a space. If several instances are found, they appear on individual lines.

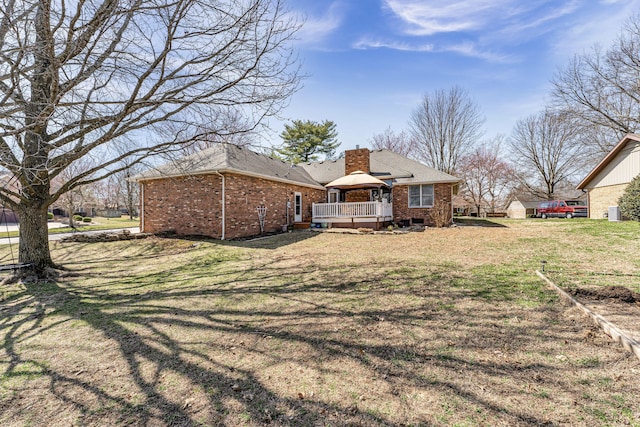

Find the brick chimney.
xmin=344 ymin=146 xmax=370 ymax=175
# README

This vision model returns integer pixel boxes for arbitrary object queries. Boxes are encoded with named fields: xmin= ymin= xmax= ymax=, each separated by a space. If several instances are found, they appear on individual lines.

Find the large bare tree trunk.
xmin=18 ymin=202 xmax=54 ymax=272
xmin=0 ymin=0 xmax=301 ymax=279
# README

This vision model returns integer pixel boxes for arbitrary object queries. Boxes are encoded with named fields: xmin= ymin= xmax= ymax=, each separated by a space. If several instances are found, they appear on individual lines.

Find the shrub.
xmin=73 ymin=215 xmax=83 ymax=221
xmin=429 ymin=198 xmax=452 ymax=228
xmin=47 ymin=212 xmax=54 ymax=220
xmin=618 ymin=175 xmax=640 ymax=221
xmin=82 ymin=217 xmax=92 ymax=223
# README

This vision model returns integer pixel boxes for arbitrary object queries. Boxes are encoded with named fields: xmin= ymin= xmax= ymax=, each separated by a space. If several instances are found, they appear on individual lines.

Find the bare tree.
xmin=94 ymin=166 xmax=140 ymax=217
xmin=368 ymin=127 xmax=415 ymax=157
xmin=121 ymin=164 xmax=141 ymax=219
xmin=459 ymin=136 xmax=513 ymax=215
xmin=161 ymin=109 xmax=258 ymax=157
xmin=51 ymin=158 xmax=97 ymax=228
xmin=508 ymin=111 xmax=585 ymax=200
xmin=409 ymin=86 xmax=485 ymax=175
xmin=552 ymin=15 xmax=640 ymax=158
xmin=0 ymin=0 xmax=301 ymax=275
xmin=93 ymin=175 xmax=122 ymax=210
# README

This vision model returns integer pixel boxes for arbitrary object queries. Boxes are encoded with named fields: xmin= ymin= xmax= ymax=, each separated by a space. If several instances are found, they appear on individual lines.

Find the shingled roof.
xmin=136 ymin=145 xmax=459 ymax=189
xmin=300 ymin=149 xmax=460 ymax=185
xmin=134 ymin=143 xmax=324 ymax=189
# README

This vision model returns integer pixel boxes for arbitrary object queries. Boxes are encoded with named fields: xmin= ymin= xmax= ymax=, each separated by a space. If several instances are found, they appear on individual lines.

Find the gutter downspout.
xmin=140 ymin=183 xmax=144 ymax=232
xmin=214 ymin=171 xmax=225 ymax=240
xmin=451 ymin=184 xmax=457 ymax=225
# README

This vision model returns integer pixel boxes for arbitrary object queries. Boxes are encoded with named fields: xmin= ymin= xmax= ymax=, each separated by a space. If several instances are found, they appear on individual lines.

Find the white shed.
xmin=506 ymin=197 xmax=543 ymax=219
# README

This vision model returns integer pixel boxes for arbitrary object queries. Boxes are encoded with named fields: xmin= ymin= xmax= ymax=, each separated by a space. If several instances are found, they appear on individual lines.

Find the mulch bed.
xmin=60 ymin=230 xmax=151 ymax=243
xmin=566 ymin=285 xmax=640 ymax=304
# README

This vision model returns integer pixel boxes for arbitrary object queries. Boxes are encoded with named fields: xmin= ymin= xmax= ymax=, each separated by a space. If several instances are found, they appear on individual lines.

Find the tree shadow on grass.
xmin=1 ymin=251 xmax=634 ymax=426
xmin=453 ymin=217 xmax=508 ymax=227
xmin=154 ymin=230 xmax=321 ymax=251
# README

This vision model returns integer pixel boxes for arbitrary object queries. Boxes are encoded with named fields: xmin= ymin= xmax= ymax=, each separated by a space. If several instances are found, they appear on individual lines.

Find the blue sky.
xmin=267 ymin=0 xmax=640 ymax=152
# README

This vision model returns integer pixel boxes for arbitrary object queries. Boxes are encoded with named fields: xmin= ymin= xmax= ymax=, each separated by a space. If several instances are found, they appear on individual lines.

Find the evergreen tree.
xmin=618 ymin=175 xmax=640 ymax=221
xmin=277 ymin=120 xmax=340 ymax=163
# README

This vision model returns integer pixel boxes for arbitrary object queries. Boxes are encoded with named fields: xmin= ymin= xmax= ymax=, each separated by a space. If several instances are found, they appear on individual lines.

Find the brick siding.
xmin=345 ymin=189 xmax=370 ymax=202
xmin=392 ymin=183 xmax=452 ymax=226
xmin=344 ymin=148 xmax=372 ymax=202
xmin=344 ymin=148 xmax=370 ymax=174
xmin=142 ymin=173 xmax=325 ymax=240
xmin=587 ymin=183 xmax=628 ymax=219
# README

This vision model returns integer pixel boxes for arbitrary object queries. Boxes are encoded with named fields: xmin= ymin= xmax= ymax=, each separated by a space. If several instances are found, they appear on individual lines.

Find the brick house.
xmin=577 ymin=133 xmax=640 ymax=219
xmin=136 ymin=144 xmax=460 ymax=239
xmin=302 ymin=147 xmax=459 ymax=228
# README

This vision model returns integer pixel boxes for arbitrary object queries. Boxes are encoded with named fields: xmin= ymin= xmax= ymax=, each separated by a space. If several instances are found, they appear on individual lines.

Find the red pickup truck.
xmin=538 ymin=200 xmax=588 ymax=219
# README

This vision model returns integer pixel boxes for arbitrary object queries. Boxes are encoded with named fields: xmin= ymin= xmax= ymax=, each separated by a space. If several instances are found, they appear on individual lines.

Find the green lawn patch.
xmin=1 ymin=219 xmax=639 ymax=426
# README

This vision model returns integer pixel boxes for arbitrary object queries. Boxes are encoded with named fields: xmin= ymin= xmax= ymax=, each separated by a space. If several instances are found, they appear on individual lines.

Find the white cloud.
xmin=383 ymin=0 xmax=586 ymax=41
xmin=378 ymin=0 xmax=615 ymax=62
xmin=352 ymin=37 xmax=434 ymax=52
xmin=295 ymin=2 xmax=345 ymax=45
xmin=550 ymin=0 xmax=640 ymax=58
xmin=352 ymin=37 xmax=513 ymax=63
xmin=501 ymin=1 xmax=579 ymax=34
xmin=442 ymin=42 xmax=514 ymax=63
xmin=383 ymin=0 xmax=516 ymax=36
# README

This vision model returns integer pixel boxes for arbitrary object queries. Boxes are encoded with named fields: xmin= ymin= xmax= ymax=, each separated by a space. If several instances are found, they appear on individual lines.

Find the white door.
xmin=294 ymin=192 xmax=302 ymax=222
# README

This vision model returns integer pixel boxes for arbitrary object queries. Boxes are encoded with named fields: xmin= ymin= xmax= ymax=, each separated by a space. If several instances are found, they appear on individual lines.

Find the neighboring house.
xmin=136 ymin=144 xmax=460 ymax=240
xmin=50 ymin=203 xmax=99 ymax=218
xmin=452 ymin=195 xmax=472 ymax=216
xmin=0 ymin=208 xmax=19 ymax=224
xmin=505 ymin=192 xmax=587 ymax=219
xmin=577 ymin=134 xmax=640 ymax=219
xmin=505 ymin=196 xmax=544 ymax=219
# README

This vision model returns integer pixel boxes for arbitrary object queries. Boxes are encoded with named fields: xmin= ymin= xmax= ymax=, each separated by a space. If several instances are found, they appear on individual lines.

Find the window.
xmin=328 ymin=190 xmax=344 ymax=203
xmin=408 ymin=184 xmax=434 ymax=208
xmin=371 ymin=187 xmax=392 ymax=202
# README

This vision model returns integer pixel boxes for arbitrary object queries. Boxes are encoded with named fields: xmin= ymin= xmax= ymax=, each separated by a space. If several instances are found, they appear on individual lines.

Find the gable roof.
xmin=506 ymin=199 xmax=543 ymax=210
xmin=135 ymin=145 xmax=460 ymax=190
xmin=518 ymin=200 xmax=542 ymax=209
xmin=506 ymin=195 xmax=546 ymax=205
xmin=577 ymin=133 xmax=640 ymax=190
xmin=135 ymin=143 xmax=324 ymax=189
xmin=301 ymin=149 xmax=460 ymax=185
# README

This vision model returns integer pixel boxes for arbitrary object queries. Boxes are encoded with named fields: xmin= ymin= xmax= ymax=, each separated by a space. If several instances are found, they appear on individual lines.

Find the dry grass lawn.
xmin=1 ymin=218 xmax=639 ymax=426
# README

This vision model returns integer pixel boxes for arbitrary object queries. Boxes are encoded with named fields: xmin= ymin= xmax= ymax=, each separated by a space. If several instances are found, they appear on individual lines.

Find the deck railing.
xmin=312 ymin=201 xmax=392 ymax=218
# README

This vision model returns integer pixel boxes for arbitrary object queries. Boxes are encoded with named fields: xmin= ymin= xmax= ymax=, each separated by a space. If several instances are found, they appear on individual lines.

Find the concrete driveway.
xmin=0 ymin=227 xmax=140 ymax=246
xmin=0 ymin=222 xmax=67 ymax=233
